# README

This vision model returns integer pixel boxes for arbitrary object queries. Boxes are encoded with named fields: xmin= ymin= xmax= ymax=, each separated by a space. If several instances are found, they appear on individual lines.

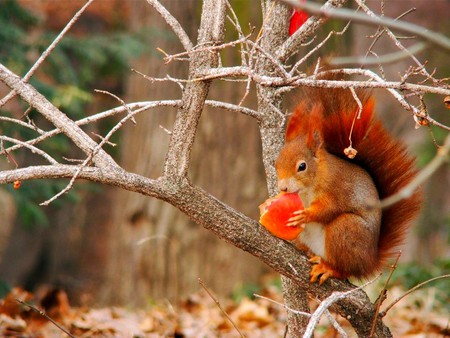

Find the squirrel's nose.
xmin=278 ymin=180 xmax=288 ymax=192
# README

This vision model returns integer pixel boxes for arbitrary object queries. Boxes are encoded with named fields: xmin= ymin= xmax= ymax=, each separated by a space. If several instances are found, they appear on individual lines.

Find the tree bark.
xmin=101 ymin=0 xmax=268 ymax=306
xmin=257 ymin=1 xmax=311 ymax=336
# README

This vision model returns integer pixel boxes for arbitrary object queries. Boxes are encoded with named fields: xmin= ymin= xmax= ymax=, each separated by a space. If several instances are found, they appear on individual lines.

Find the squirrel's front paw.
xmin=287 ymin=210 xmax=308 ymax=227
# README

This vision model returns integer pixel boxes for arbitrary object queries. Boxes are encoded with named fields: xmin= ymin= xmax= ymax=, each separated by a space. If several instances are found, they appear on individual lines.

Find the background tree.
xmin=1 ymin=0 xmax=449 ymax=336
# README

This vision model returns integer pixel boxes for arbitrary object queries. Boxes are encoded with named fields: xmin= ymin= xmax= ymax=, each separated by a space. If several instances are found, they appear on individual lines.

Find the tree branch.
xmin=277 ymin=0 xmax=348 ymax=61
xmin=145 ymin=0 xmax=194 ymax=52
xmin=330 ymin=42 xmax=427 ymax=67
xmin=256 ymin=2 xmax=310 ymax=336
xmin=284 ymin=0 xmax=450 ymax=51
xmin=162 ymin=0 xmax=227 ymax=179
xmin=0 ymin=64 xmax=118 ymax=169
xmin=0 ymin=0 xmax=95 ymax=108
xmin=196 ymin=66 xmax=450 ymax=97
xmin=0 ymin=99 xmax=259 ymax=157
xmin=0 ymin=164 xmax=390 ymax=336
xmin=379 ymin=133 xmax=450 ymax=209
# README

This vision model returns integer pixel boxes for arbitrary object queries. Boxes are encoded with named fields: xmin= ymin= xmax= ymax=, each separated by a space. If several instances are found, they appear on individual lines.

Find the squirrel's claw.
xmin=287 ymin=210 xmax=307 ymax=227
xmin=309 ymin=256 xmax=340 ymax=285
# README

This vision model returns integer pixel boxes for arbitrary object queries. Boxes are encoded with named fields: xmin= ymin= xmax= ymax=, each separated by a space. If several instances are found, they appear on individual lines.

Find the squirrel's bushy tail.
xmin=290 ymin=85 xmax=422 ymax=272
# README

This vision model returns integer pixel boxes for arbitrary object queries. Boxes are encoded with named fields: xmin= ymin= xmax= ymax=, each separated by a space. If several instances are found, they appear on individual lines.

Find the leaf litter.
xmin=0 ymin=281 xmax=448 ymax=337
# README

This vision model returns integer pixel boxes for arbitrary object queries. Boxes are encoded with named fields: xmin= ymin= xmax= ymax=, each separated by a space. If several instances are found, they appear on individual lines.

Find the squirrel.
xmin=274 ymin=79 xmax=423 ymax=284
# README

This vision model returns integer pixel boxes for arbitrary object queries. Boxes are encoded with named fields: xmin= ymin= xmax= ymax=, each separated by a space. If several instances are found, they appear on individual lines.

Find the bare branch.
xmin=330 ymin=42 xmax=427 ymax=67
xmin=198 ymin=278 xmax=246 ymax=338
xmin=0 ymin=64 xmax=118 ymax=168
xmin=290 ymin=20 xmax=351 ymax=75
xmin=0 ymin=0 xmax=94 ymax=107
xmin=285 ymin=0 xmax=450 ymax=51
xmin=16 ymin=299 xmax=75 ymax=338
xmin=162 ymin=33 xmax=252 ymax=65
xmin=0 ymin=101 xmax=176 ymax=156
xmin=370 ymin=252 xmax=402 ymax=337
xmin=197 ymin=66 xmax=450 ymax=97
xmin=205 ymin=100 xmax=261 ymax=120
xmin=144 ymin=0 xmax=194 ymax=52
xmin=94 ymin=89 xmax=136 ymax=124
xmin=253 ymin=293 xmax=311 ymax=317
xmin=381 ymin=274 xmax=450 ymax=316
xmin=354 ymin=0 xmax=434 ymax=82
xmin=40 ymin=91 xmax=142 ymax=205
xmin=163 ymin=0 xmax=227 ymax=179
xmin=378 ymin=133 xmax=450 ymax=209
xmin=278 ymin=0 xmax=348 ymax=61
xmin=0 ymin=136 xmax=58 ymax=165
xmin=1 ymin=99 xmax=258 ymax=156
xmin=304 ymin=276 xmax=380 ymax=338
xmin=0 ymin=115 xmax=45 ymax=134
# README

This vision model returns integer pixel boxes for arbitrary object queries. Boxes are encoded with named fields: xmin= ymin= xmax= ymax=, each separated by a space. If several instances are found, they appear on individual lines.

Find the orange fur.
xmin=282 ymin=85 xmax=422 ymax=279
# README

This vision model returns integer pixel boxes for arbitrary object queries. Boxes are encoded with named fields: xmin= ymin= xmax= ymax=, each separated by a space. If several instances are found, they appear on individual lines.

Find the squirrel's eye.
xmin=297 ymin=161 xmax=307 ymax=172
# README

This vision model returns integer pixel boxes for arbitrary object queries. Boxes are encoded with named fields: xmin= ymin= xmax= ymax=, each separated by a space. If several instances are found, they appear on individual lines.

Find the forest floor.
xmin=0 ymin=276 xmax=448 ymax=338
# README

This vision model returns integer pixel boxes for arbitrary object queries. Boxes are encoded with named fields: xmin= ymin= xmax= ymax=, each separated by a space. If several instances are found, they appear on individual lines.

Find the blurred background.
xmin=0 ymin=0 xmax=448 ymax=308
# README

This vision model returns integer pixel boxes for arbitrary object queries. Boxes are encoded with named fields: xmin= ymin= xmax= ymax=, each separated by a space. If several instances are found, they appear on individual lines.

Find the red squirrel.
xmin=274 ymin=83 xmax=422 ymax=284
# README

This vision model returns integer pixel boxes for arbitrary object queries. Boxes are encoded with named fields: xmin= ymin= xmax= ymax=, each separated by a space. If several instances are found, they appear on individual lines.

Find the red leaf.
xmin=289 ymin=8 xmax=309 ymax=36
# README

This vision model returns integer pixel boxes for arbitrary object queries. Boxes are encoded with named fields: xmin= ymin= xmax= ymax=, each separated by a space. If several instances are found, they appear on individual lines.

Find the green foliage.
xmin=0 ymin=0 xmax=146 ymax=227
xmin=231 ymin=282 xmax=261 ymax=303
xmin=0 ymin=280 xmax=11 ymax=299
xmin=416 ymin=123 xmax=449 ymax=167
xmin=4 ymin=180 xmax=81 ymax=228
xmin=0 ymin=0 xmax=38 ymax=72
xmin=232 ymin=275 xmax=283 ymax=303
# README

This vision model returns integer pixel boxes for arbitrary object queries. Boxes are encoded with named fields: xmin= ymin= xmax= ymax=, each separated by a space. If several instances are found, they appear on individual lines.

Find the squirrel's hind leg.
xmin=309 ymin=256 xmax=343 ymax=284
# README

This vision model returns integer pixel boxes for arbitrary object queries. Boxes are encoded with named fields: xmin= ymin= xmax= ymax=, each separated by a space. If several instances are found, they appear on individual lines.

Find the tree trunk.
xmin=100 ymin=0 xmax=269 ymax=306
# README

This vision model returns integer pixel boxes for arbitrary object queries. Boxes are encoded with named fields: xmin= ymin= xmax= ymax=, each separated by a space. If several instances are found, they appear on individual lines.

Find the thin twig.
xmin=131 ymin=69 xmax=185 ymax=90
xmin=0 ymin=90 xmax=17 ymax=108
xmin=16 ymin=298 xmax=75 ymax=338
xmin=278 ymin=0 xmax=348 ymax=61
xmin=0 ymin=0 xmax=95 ymax=107
xmin=0 ymin=116 xmax=45 ymax=134
xmin=324 ymin=310 xmax=348 ymax=337
xmin=23 ymin=0 xmax=95 ymax=83
xmin=198 ymin=278 xmax=246 ymax=338
xmin=303 ymin=274 xmax=381 ymax=338
xmin=369 ymin=251 xmax=402 ymax=338
xmin=1 ymin=102 xmax=161 ymax=155
xmin=378 ymin=133 xmax=450 ymax=209
xmin=94 ymin=89 xmax=136 ymax=124
xmin=0 ymin=136 xmax=58 ymax=164
xmin=354 ymin=0 xmax=434 ymax=82
xmin=283 ymin=0 xmax=450 ymax=51
xmin=0 ymin=99 xmax=260 ymax=156
xmin=40 ymin=93 xmax=137 ymax=206
xmin=290 ymin=20 xmax=351 ymax=76
xmin=0 ymin=139 xmax=19 ymax=168
xmin=253 ymin=294 xmax=311 ymax=317
xmin=381 ymin=274 xmax=450 ymax=316
xmin=225 ymin=0 xmax=249 ymax=68
xmin=163 ymin=34 xmax=252 ymax=65
xmin=330 ymin=42 xmax=426 ymax=67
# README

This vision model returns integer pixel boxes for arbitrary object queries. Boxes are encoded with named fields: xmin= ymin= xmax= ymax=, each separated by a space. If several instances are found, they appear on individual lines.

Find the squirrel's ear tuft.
xmin=285 ymin=102 xmax=307 ymax=142
xmin=308 ymin=130 xmax=322 ymax=156
xmin=285 ymin=102 xmax=322 ymax=142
